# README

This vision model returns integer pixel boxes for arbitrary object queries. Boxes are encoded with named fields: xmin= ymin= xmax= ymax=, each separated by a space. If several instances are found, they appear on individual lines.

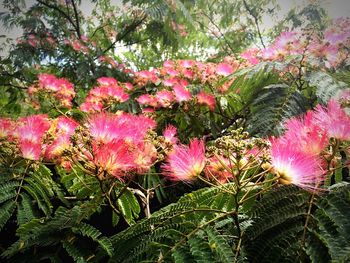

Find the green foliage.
xmin=306 ymin=71 xmax=348 ymax=104
xmin=243 ymin=184 xmax=350 ymax=263
xmin=247 ymin=84 xmax=308 ymax=136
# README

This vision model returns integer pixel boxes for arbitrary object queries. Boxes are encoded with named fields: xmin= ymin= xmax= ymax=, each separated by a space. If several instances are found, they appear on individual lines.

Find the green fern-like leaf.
xmin=0 ymin=200 xmax=16 ymax=231
xmin=247 ymin=84 xmax=308 ymax=136
xmin=306 ymin=71 xmax=348 ymax=104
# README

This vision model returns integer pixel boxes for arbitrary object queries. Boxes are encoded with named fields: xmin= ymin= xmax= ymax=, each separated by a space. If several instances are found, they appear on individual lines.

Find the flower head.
xmin=162 ymin=138 xmax=206 ymax=181
xmin=270 ymin=139 xmax=323 ymax=189
xmin=196 ymin=91 xmax=216 ymax=111
xmin=93 ymin=140 xmax=134 ymax=178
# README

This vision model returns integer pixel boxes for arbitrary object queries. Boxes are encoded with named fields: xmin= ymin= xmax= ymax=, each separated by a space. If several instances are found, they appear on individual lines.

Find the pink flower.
xmin=270 ymin=139 xmax=323 ymax=189
xmin=162 ymin=138 xmax=206 ymax=181
xmin=87 ymin=113 xmax=119 ymax=144
xmin=205 ymin=155 xmax=234 ymax=183
xmin=93 ymin=140 xmax=134 ymax=178
xmin=133 ymin=141 xmax=157 ymax=173
xmin=196 ymin=91 xmax=216 ymax=111
xmin=173 ymin=84 xmax=191 ymax=102
xmin=19 ymin=140 xmax=42 ymax=161
xmin=155 ymin=90 xmax=175 ymax=107
xmin=136 ymin=94 xmax=159 ymax=107
xmin=0 ymin=118 xmax=15 ymax=139
xmin=97 ymin=77 xmax=118 ymax=87
xmin=44 ymin=135 xmax=72 ymax=160
xmin=16 ymin=115 xmax=50 ymax=143
xmin=56 ymin=116 xmax=78 ymax=135
xmin=282 ymin=111 xmax=328 ymax=155
xmin=163 ymin=124 xmax=178 ymax=144
xmin=216 ymin=63 xmax=234 ymax=76
xmin=314 ymin=100 xmax=350 ymax=141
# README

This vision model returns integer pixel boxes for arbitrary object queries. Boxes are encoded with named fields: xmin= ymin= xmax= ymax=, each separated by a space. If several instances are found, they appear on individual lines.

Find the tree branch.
xmin=242 ymin=0 xmax=266 ymax=48
xmin=101 ymin=14 xmax=147 ymax=55
xmin=36 ymin=0 xmax=80 ymax=39
xmin=70 ymin=0 xmax=81 ymax=38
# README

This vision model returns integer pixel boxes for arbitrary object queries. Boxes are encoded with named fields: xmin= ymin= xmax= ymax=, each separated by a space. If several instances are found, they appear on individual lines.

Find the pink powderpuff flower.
xmin=163 ymin=77 xmax=178 ymax=87
xmin=16 ymin=115 xmax=50 ymax=143
xmin=216 ymin=63 xmax=234 ymax=76
xmin=179 ymin=60 xmax=195 ymax=68
xmin=19 ymin=140 xmax=42 ymax=160
xmin=314 ymin=99 xmax=350 ymax=141
xmin=133 ymin=141 xmax=157 ymax=173
xmin=44 ymin=135 xmax=72 ymax=160
xmin=196 ymin=91 xmax=216 ymax=111
xmin=173 ymin=84 xmax=192 ymax=102
xmin=270 ymin=139 xmax=324 ymax=189
xmin=97 ymin=77 xmax=118 ymax=87
xmin=56 ymin=116 xmax=79 ymax=135
xmin=123 ymin=82 xmax=134 ymax=91
xmin=282 ymin=111 xmax=328 ymax=155
xmin=162 ymin=138 xmax=206 ymax=181
xmin=205 ymin=155 xmax=234 ymax=183
xmin=93 ymin=140 xmax=135 ymax=178
xmin=163 ymin=60 xmax=175 ymax=68
xmin=136 ymin=94 xmax=159 ymax=107
xmin=155 ymin=90 xmax=175 ymax=107
xmin=0 ymin=118 xmax=15 ymax=139
xmin=163 ymin=124 xmax=178 ymax=145
xmin=240 ymin=48 xmax=260 ymax=65
xmin=87 ymin=113 xmax=119 ymax=144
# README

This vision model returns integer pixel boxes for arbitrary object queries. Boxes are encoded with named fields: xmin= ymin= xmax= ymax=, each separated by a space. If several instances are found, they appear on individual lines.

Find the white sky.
xmin=0 ymin=0 xmax=349 ymax=54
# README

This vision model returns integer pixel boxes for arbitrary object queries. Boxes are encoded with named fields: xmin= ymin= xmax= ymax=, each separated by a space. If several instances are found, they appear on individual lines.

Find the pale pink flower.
xmin=216 ymin=63 xmax=234 ymax=76
xmin=270 ymin=139 xmax=323 ymax=189
xmin=173 ymin=84 xmax=191 ymax=102
xmin=282 ymin=111 xmax=328 ymax=155
xmin=56 ymin=116 xmax=78 ymax=135
xmin=97 ymin=77 xmax=118 ymax=87
xmin=0 ymin=118 xmax=15 ymax=139
xmin=19 ymin=140 xmax=42 ymax=161
xmin=136 ymin=94 xmax=159 ymax=107
xmin=16 ymin=115 xmax=50 ymax=143
xmin=163 ymin=124 xmax=178 ymax=144
xmin=162 ymin=138 xmax=206 ymax=181
xmin=44 ymin=135 xmax=72 ymax=160
xmin=205 ymin=155 xmax=234 ymax=183
xmin=133 ymin=141 xmax=157 ymax=173
xmin=314 ymin=99 xmax=350 ymax=141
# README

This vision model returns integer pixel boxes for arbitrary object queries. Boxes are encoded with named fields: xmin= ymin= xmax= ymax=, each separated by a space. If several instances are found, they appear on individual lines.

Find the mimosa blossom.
xmin=270 ymin=139 xmax=323 ymax=189
xmin=162 ymin=138 xmax=206 ymax=181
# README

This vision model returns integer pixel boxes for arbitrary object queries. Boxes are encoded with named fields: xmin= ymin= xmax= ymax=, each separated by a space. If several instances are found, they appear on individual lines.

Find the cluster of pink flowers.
xmin=17 ymin=33 xmax=56 ymax=48
xmin=28 ymin=73 xmax=76 ymax=108
xmin=270 ymin=97 xmax=350 ymax=189
xmin=131 ymin=58 xmax=248 ymax=112
xmin=63 ymin=35 xmax=95 ymax=54
xmin=83 ymin=112 xmax=157 ymax=179
xmin=243 ymin=17 xmax=350 ymax=69
xmin=80 ymin=77 xmax=132 ymax=112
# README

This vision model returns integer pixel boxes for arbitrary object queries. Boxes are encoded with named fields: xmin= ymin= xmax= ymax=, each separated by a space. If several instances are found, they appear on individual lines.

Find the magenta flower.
xmin=162 ymin=138 xmax=206 ymax=181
